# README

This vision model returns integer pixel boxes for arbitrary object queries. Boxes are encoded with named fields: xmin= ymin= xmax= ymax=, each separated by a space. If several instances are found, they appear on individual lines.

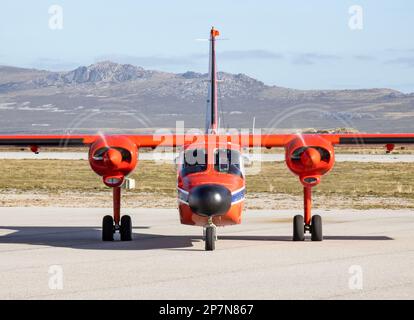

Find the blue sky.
xmin=0 ymin=0 xmax=413 ymax=92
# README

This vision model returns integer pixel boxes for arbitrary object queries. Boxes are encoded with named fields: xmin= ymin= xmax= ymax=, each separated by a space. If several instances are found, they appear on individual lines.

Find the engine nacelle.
xmin=285 ymin=135 xmax=335 ymax=187
xmin=89 ymin=136 xmax=138 ymax=187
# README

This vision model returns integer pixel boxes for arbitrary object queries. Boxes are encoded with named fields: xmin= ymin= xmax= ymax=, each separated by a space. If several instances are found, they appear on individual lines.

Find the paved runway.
xmin=0 ymin=207 xmax=414 ymax=299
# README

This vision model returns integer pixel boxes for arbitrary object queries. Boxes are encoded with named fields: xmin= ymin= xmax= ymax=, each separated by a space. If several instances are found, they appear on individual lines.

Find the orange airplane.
xmin=1 ymin=27 xmax=414 ymax=251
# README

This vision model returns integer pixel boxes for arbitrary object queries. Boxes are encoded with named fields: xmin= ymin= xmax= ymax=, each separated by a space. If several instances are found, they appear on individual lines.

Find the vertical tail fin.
xmin=205 ymin=27 xmax=220 ymax=134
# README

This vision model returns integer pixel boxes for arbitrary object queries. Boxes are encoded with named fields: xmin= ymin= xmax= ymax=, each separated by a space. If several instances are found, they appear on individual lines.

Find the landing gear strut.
xmin=102 ymin=186 xmax=133 ymax=241
xmin=204 ymin=217 xmax=217 ymax=251
xmin=292 ymin=186 xmax=323 ymax=241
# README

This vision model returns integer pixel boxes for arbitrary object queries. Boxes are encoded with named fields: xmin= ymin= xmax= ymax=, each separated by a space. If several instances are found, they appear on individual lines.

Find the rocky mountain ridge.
xmin=0 ymin=62 xmax=413 ymax=133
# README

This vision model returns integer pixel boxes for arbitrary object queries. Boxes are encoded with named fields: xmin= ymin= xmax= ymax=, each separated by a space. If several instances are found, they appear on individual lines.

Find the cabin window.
xmin=214 ymin=149 xmax=243 ymax=177
xmin=181 ymin=148 xmax=208 ymax=177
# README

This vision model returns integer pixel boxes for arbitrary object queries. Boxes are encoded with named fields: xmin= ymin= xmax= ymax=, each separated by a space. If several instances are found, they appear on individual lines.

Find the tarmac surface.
xmin=0 ymin=207 xmax=414 ymax=299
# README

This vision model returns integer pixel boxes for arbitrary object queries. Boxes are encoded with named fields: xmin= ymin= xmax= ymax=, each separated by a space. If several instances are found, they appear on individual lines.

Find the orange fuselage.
xmin=177 ymin=141 xmax=245 ymax=227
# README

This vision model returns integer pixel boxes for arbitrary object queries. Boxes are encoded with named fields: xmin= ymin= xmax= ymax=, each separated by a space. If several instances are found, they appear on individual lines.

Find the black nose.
xmin=188 ymin=184 xmax=232 ymax=217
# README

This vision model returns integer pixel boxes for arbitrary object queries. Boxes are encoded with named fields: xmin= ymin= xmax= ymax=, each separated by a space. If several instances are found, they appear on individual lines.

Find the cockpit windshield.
xmin=181 ymin=148 xmax=208 ymax=177
xmin=214 ymin=149 xmax=243 ymax=177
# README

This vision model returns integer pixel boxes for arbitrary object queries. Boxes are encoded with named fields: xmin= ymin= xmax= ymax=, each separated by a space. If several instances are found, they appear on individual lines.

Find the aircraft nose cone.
xmin=188 ymin=184 xmax=232 ymax=217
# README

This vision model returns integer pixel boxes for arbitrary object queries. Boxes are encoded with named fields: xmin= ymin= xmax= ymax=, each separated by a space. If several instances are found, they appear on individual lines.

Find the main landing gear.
xmin=204 ymin=217 xmax=217 ymax=251
xmin=102 ymin=186 xmax=133 ymax=241
xmin=292 ymin=186 xmax=323 ymax=241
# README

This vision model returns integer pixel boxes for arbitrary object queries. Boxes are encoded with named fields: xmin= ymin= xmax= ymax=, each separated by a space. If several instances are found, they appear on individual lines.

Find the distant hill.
xmin=0 ymin=61 xmax=413 ymax=133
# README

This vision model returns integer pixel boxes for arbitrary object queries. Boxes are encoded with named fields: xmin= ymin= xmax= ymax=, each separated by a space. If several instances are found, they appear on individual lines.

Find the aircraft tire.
xmin=102 ymin=215 xmax=114 ymax=241
xmin=120 ymin=215 xmax=133 ymax=241
xmin=293 ymin=215 xmax=305 ymax=241
xmin=205 ymin=226 xmax=216 ymax=251
xmin=311 ymin=215 xmax=323 ymax=241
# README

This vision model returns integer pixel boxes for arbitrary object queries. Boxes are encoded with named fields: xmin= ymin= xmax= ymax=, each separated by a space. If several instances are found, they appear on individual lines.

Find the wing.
xmin=316 ymin=133 xmax=414 ymax=146
xmin=2 ymin=133 xmax=414 ymax=148
xmin=0 ymin=134 xmax=189 ymax=148
xmin=244 ymin=133 xmax=414 ymax=148
xmin=0 ymin=135 xmax=98 ymax=147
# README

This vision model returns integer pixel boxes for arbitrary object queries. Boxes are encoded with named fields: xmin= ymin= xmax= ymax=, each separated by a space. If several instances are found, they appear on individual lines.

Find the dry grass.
xmin=247 ymin=162 xmax=414 ymax=200
xmin=0 ymin=160 xmax=177 ymax=196
xmin=1 ymin=160 xmax=414 ymax=201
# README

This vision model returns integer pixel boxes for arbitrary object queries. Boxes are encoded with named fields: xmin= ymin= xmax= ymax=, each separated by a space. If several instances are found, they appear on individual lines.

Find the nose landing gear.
xmin=204 ymin=217 xmax=217 ymax=251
